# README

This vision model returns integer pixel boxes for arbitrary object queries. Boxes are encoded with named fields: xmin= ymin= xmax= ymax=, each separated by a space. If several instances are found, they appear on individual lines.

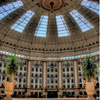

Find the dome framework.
xmin=0 ymin=0 xmax=99 ymax=58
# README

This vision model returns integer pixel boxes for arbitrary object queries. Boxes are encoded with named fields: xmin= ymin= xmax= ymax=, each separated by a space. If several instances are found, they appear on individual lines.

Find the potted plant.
xmin=3 ymin=55 xmax=19 ymax=100
xmin=82 ymin=56 xmax=98 ymax=100
xmin=62 ymin=92 xmax=66 ymax=98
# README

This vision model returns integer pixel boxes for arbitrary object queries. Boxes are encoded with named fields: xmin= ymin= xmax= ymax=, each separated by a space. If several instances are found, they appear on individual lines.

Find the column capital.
xmin=26 ymin=86 xmax=31 ymax=89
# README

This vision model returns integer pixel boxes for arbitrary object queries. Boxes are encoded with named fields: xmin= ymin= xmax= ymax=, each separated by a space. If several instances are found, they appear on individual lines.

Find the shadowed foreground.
xmin=12 ymin=98 xmax=87 ymax=100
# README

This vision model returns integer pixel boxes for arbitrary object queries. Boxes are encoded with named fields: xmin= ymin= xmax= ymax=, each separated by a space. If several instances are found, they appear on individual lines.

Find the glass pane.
xmin=11 ymin=10 xmax=35 ymax=33
xmin=56 ymin=15 xmax=70 ymax=37
xmin=0 ymin=0 xmax=23 ymax=20
xmin=35 ymin=16 xmax=48 ymax=37
xmin=81 ymin=0 xmax=99 ymax=15
xmin=70 ymin=10 xmax=94 ymax=32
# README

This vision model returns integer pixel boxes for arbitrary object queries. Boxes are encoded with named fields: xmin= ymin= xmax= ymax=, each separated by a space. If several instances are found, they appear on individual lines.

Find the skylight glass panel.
xmin=35 ymin=16 xmax=48 ymax=37
xmin=81 ymin=0 xmax=99 ymax=15
xmin=11 ymin=10 xmax=34 ymax=33
xmin=70 ymin=10 xmax=94 ymax=32
xmin=0 ymin=0 xmax=23 ymax=20
xmin=56 ymin=15 xmax=70 ymax=37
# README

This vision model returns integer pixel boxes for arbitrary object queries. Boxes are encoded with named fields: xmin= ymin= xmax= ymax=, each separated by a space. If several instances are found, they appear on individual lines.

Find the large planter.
xmin=83 ymin=80 xmax=97 ymax=100
xmin=58 ymin=91 xmax=62 ymax=98
xmin=3 ymin=80 xmax=17 ymax=100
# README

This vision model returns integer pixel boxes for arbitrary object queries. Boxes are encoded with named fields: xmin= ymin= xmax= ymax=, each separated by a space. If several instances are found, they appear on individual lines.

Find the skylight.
xmin=70 ymin=10 xmax=94 ymax=32
xmin=11 ymin=10 xmax=34 ymax=33
xmin=81 ymin=0 xmax=99 ymax=15
xmin=35 ymin=16 xmax=48 ymax=37
xmin=56 ymin=15 xmax=70 ymax=37
xmin=0 ymin=0 xmax=23 ymax=20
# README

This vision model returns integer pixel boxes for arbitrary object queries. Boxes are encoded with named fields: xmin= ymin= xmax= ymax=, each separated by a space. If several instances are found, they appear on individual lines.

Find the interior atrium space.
xmin=0 ymin=0 xmax=99 ymax=100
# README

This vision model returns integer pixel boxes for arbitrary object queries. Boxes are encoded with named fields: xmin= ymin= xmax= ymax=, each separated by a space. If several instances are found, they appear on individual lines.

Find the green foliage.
xmin=62 ymin=92 xmax=71 ymax=97
xmin=82 ymin=56 xmax=98 ymax=81
xmin=4 ymin=55 xmax=20 ymax=75
xmin=62 ymin=92 xmax=66 ymax=97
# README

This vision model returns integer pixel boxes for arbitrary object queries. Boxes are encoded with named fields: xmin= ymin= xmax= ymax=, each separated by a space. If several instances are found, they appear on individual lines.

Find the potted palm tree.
xmin=3 ymin=55 xmax=19 ymax=100
xmin=82 ymin=56 xmax=98 ymax=100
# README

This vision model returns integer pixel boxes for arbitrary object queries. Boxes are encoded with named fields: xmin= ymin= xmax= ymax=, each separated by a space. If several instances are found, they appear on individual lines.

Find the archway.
xmin=47 ymin=91 xmax=58 ymax=98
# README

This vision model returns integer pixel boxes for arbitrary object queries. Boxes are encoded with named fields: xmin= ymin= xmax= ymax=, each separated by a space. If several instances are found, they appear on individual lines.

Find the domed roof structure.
xmin=0 ymin=0 xmax=99 ymax=58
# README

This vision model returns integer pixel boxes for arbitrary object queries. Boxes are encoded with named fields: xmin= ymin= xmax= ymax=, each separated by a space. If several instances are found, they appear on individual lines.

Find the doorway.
xmin=47 ymin=91 xmax=58 ymax=98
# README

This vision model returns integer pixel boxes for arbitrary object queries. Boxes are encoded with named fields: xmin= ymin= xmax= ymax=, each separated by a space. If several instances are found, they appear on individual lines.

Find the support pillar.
xmin=43 ymin=61 xmax=47 ymax=89
xmin=58 ymin=61 xmax=62 ymax=98
xmin=58 ymin=62 xmax=62 ymax=89
xmin=42 ymin=61 xmax=47 ymax=98
xmin=74 ymin=60 xmax=79 ymax=97
xmin=26 ymin=60 xmax=32 ymax=97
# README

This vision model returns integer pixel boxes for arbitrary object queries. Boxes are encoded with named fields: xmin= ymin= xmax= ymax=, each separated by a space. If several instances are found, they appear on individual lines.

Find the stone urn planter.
xmin=3 ymin=80 xmax=17 ymax=100
xmin=3 ymin=55 xmax=20 ymax=100
xmin=82 ymin=57 xmax=98 ymax=100
xmin=58 ymin=91 xmax=62 ymax=98
xmin=83 ymin=80 xmax=97 ymax=100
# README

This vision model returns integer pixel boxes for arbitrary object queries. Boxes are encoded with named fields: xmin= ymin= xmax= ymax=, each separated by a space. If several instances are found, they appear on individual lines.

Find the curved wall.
xmin=0 ymin=52 xmax=99 ymax=98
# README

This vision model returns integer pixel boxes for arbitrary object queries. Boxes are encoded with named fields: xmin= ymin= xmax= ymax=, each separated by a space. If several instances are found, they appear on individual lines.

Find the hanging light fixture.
xmin=50 ymin=1 xmax=54 ymax=12
xmin=41 ymin=0 xmax=64 ymax=13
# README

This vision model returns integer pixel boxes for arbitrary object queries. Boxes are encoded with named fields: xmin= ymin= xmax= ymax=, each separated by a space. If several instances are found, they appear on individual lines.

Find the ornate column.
xmin=74 ymin=60 xmax=79 ymax=88
xmin=74 ymin=60 xmax=79 ymax=97
xmin=26 ymin=60 xmax=32 ymax=88
xmin=43 ymin=61 xmax=47 ymax=89
xmin=42 ymin=61 xmax=47 ymax=98
xmin=58 ymin=61 xmax=62 ymax=98
xmin=58 ymin=61 xmax=62 ymax=89
xmin=25 ymin=60 xmax=32 ymax=97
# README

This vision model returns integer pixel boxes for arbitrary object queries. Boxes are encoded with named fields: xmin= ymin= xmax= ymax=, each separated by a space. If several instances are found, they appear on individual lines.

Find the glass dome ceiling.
xmin=0 ymin=0 xmax=99 ymax=37
xmin=0 ymin=0 xmax=99 ymax=57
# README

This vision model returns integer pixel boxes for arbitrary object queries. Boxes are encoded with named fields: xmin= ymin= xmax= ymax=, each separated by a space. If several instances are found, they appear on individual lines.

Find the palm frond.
xmin=82 ymin=56 xmax=98 ymax=81
xmin=4 ymin=55 xmax=20 ymax=75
